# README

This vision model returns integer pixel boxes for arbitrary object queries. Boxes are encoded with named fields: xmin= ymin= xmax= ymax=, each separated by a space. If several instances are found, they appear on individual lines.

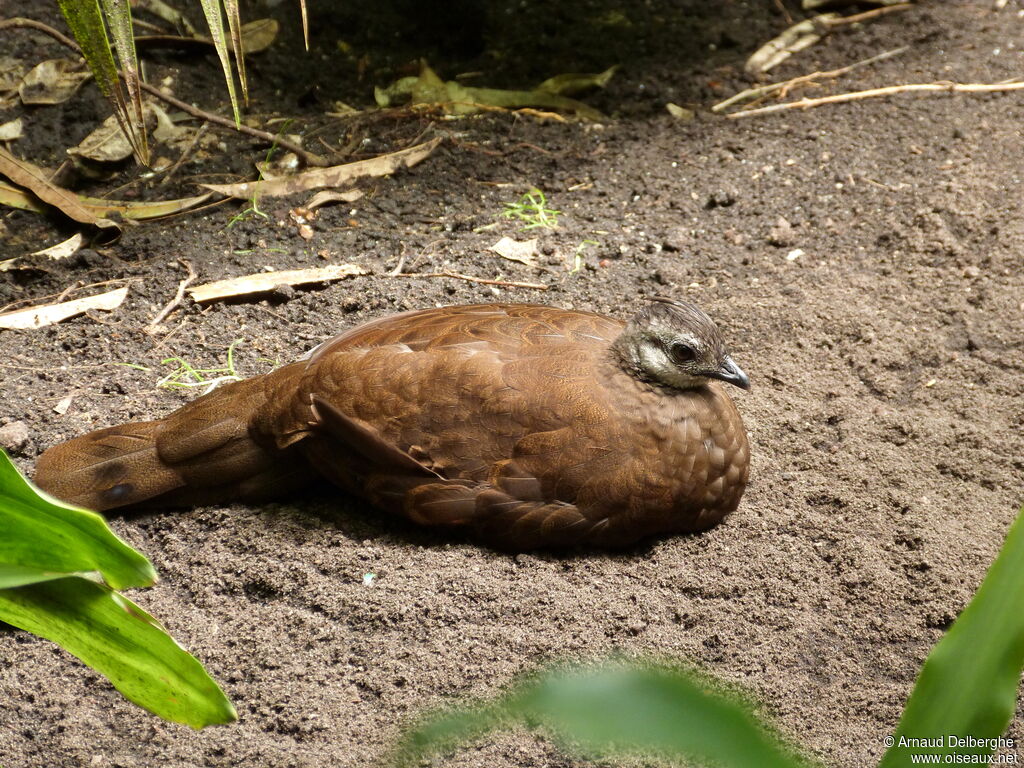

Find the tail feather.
xmin=34 ymin=366 xmax=314 ymax=513
xmin=35 ymin=421 xmax=184 ymax=510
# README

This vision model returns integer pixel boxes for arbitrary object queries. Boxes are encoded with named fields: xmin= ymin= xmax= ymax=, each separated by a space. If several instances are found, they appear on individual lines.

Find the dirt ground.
xmin=1 ymin=0 xmax=1023 ymax=766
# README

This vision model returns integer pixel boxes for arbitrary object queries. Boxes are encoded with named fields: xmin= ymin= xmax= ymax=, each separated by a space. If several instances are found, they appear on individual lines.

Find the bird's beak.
xmin=707 ymin=356 xmax=750 ymax=390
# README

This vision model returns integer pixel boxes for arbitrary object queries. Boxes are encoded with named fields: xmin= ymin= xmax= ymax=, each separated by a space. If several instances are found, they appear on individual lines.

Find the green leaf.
xmin=0 ymin=576 xmax=237 ymax=729
xmin=0 ymin=450 xmax=155 ymax=590
xmin=198 ymin=0 xmax=242 ymax=124
xmin=881 ymin=506 xmax=1024 ymax=767
xmin=395 ymin=661 xmax=808 ymax=768
xmin=57 ymin=0 xmax=146 ymax=162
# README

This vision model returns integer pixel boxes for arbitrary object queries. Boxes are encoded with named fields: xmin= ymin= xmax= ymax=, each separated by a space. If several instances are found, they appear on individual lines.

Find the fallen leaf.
xmin=0 ymin=118 xmax=23 ymax=142
xmin=0 ymin=286 xmax=128 ymax=330
xmin=53 ymin=395 xmax=74 ymax=415
xmin=488 ymin=236 xmax=540 ymax=266
xmin=188 ymin=264 xmax=367 ymax=303
xmin=376 ymin=62 xmax=605 ymax=120
xmin=666 ymin=103 xmax=695 ymax=122
xmin=306 ymin=188 xmax=364 ymax=210
xmin=201 ymin=138 xmax=442 ymax=201
xmin=536 ymin=66 xmax=617 ymax=96
xmin=745 ymin=14 xmax=839 ymax=75
xmin=19 ymin=59 xmax=92 ymax=105
xmin=69 ymin=112 xmax=142 ymax=162
xmin=0 ymin=147 xmax=119 ymax=232
xmin=32 ymin=233 xmax=85 ymax=259
xmin=0 ymin=176 xmax=211 ymax=222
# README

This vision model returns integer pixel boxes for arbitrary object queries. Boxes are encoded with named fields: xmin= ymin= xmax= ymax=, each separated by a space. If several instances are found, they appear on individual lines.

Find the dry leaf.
xmin=188 ymin=264 xmax=368 ymax=302
xmin=666 ymin=103 xmax=695 ymax=122
xmin=69 ymin=112 xmax=140 ymax=163
xmin=0 ymin=286 xmax=128 ymax=330
xmin=53 ymin=395 xmax=74 ymax=415
xmin=202 ymin=138 xmax=441 ymax=200
xmin=376 ymin=62 xmax=605 ymax=120
xmin=19 ymin=59 xmax=91 ymax=105
xmin=0 ymin=118 xmax=23 ymax=142
xmin=488 ymin=236 xmax=540 ymax=266
xmin=32 ymin=233 xmax=85 ymax=260
xmin=240 ymin=18 xmax=280 ymax=53
xmin=0 ymin=174 xmax=211 ymax=222
xmin=746 ymin=14 xmax=839 ymax=75
xmin=536 ymin=66 xmax=618 ymax=96
xmin=306 ymin=188 xmax=364 ymax=210
xmin=0 ymin=146 xmax=119 ymax=232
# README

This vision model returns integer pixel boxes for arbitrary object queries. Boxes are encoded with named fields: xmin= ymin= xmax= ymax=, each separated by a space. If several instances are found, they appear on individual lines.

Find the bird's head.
xmin=611 ymin=296 xmax=750 ymax=392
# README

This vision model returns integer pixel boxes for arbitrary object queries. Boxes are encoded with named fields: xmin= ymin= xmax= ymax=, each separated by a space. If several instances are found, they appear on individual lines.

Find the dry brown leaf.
xmin=0 ymin=146 xmax=119 ymax=231
xmin=32 ymin=233 xmax=85 ymax=260
xmin=745 ymin=14 xmax=839 ymax=75
xmin=240 ymin=18 xmax=280 ymax=53
xmin=201 ymin=138 xmax=442 ymax=201
xmin=0 ymin=163 xmax=211 ymax=223
xmin=488 ymin=236 xmax=540 ymax=266
xmin=69 ymin=112 xmax=140 ymax=163
xmin=19 ymin=59 xmax=92 ymax=105
xmin=0 ymin=179 xmax=46 ymax=213
xmin=0 ymin=286 xmax=128 ymax=330
xmin=0 ymin=118 xmax=23 ymax=142
xmin=306 ymin=188 xmax=365 ymax=210
xmin=188 ymin=264 xmax=368 ymax=303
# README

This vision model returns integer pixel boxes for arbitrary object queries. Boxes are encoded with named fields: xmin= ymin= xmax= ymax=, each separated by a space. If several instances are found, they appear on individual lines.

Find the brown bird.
xmin=34 ymin=299 xmax=751 ymax=551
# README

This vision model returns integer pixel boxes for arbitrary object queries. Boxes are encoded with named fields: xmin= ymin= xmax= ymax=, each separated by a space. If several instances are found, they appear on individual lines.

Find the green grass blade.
xmin=395 ymin=661 xmax=808 ymax=768
xmin=880 ymin=506 xmax=1024 ymax=766
xmin=198 ymin=0 xmax=242 ymax=125
xmin=0 ymin=576 xmax=237 ymax=729
xmin=0 ymin=450 xmax=155 ymax=590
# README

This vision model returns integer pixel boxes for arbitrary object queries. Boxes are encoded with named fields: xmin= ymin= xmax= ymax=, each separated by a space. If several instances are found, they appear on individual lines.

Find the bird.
xmin=34 ymin=299 xmax=751 ymax=551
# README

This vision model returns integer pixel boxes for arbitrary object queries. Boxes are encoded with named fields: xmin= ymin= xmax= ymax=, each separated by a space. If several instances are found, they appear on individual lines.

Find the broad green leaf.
xmin=880 ymin=506 xmax=1024 ymax=767
xmin=396 ymin=662 xmax=808 ymax=768
xmin=0 ymin=576 xmax=236 ymax=729
xmin=0 ymin=450 xmax=155 ymax=590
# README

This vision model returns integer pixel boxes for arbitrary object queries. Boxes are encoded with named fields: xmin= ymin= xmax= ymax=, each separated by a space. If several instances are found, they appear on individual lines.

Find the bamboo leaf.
xmin=197 ymin=0 xmax=241 ymax=124
xmin=56 ymin=0 xmax=145 ymax=162
xmin=0 ymin=576 xmax=236 ymax=729
xmin=98 ymin=0 xmax=148 ymax=161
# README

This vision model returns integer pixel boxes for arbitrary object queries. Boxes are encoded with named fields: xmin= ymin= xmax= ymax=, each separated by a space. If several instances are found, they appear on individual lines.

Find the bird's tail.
xmin=34 ymin=364 xmax=315 ymax=512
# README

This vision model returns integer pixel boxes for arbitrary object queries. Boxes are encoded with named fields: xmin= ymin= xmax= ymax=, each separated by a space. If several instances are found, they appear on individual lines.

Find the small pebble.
xmin=0 ymin=420 xmax=29 ymax=454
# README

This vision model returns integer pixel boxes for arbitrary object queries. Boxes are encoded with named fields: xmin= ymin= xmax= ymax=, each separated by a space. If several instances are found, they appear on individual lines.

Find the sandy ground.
xmin=1 ymin=1 xmax=1023 ymax=766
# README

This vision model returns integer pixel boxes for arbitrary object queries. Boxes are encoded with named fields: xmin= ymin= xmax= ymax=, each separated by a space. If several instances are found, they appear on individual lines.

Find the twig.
xmin=162 ymin=123 xmax=207 ymax=184
xmin=391 ymin=271 xmax=548 ymax=290
xmin=1 ymin=17 xmax=330 ymax=167
xmin=135 ymin=82 xmax=328 ymax=166
xmin=713 ymin=46 xmax=909 ymax=113
xmin=147 ymin=259 xmax=197 ymax=331
xmin=772 ymin=0 xmax=793 ymax=25
xmin=823 ymin=4 xmax=912 ymax=28
xmin=726 ymin=79 xmax=1024 ymax=118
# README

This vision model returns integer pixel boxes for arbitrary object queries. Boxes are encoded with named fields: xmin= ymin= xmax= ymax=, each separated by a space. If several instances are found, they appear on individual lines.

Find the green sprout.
xmin=157 ymin=340 xmax=245 ymax=393
xmin=571 ymin=239 xmax=600 ymax=273
xmin=227 ymin=120 xmax=292 ymax=228
xmin=501 ymin=188 xmax=561 ymax=230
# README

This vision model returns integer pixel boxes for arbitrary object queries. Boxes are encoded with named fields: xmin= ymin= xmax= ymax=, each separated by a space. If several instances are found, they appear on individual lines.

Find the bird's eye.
xmin=669 ymin=342 xmax=696 ymax=364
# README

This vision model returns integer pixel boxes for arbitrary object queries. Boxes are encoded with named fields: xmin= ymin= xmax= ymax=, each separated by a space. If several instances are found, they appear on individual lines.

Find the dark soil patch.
xmin=2 ymin=1 xmax=1023 ymax=766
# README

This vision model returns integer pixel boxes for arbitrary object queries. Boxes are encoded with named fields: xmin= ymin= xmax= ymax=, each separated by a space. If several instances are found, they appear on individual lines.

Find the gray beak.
xmin=707 ymin=356 xmax=750 ymax=390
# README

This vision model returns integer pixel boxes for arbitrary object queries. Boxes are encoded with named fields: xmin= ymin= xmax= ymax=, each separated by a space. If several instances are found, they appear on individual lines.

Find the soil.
xmin=2 ymin=0 xmax=1023 ymax=766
